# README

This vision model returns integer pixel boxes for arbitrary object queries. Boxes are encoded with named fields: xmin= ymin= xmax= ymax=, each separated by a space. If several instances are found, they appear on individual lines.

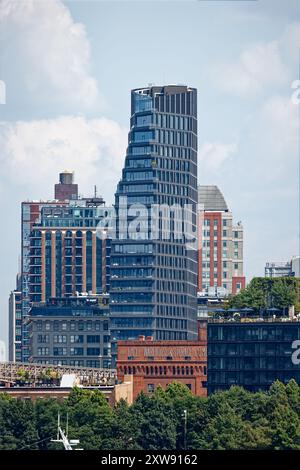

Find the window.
xmin=70 ymin=335 xmax=84 ymax=343
xmin=136 ymin=114 xmax=152 ymax=127
xmin=53 ymin=335 xmax=67 ymax=343
xmin=70 ymin=348 xmax=84 ymax=356
xmin=37 ymin=347 xmax=49 ymax=356
xmin=147 ymin=384 xmax=155 ymax=393
xmin=87 ymin=335 xmax=100 ymax=343
xmin=87 ymin=348 xmax=100 ymax=356
xmin=53 ymin=347 xmax=67 ymax=356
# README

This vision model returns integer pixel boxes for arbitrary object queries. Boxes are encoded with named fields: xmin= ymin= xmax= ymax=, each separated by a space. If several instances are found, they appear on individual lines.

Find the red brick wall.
xmin=232 ymin=276 xmax=246 ymax=294
xmin=117 ymin=338 xmax=207 ymax=400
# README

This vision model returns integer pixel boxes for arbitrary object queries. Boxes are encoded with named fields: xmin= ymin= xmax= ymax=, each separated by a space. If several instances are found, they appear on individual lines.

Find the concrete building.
xmin=198 ymin=185 xmax=245 ymax=296
xmin=292 ymin=256 xmax=300 ymax=277
xmin=265 ymin=257 xmax=300 ymax=278
xmin=8 ymin=288 xmax=22 ymax=362
xmin=26 ymin=295 xmax=111 ymax=368
xmin=265 ymin=261 xmax=293 ymax=278
xmin=117 ymin=329 xmax=207 ymax=400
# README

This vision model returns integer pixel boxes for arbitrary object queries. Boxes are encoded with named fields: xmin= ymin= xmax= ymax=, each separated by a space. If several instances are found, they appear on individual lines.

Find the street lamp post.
xmin=182 ymin=409 xmax=187 ymax=450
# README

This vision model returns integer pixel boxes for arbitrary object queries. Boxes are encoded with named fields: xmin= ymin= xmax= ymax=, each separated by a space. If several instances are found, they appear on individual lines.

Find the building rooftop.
xmin=198 ymin=185 xmax=229 ymax=212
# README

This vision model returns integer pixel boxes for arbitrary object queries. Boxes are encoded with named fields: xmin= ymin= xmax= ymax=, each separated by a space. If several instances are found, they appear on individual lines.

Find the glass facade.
xmin=208 ymin=322 xmax=300 ymax=393
xmin=110 ymin=85 xmax=198 ymax=357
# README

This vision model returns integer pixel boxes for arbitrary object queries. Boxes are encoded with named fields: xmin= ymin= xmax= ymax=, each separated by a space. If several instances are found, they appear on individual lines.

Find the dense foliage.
xmin=228 ymin=277 xmax=300 ymax=312
xmin=1 ymin=380 xmax=300 ymax=450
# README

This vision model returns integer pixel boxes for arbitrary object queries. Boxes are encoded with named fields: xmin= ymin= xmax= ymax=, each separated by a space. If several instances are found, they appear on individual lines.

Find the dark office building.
xmin=110 ymin=85 xmax=198 ymax=355
xmin=207 ymin=320 xmax=300 ymax=394
xmin=26 ymin=295 xmax=111 ymax=368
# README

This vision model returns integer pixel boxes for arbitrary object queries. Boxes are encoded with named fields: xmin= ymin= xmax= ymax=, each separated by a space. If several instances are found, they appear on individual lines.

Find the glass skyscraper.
xmin=110 ymin=85 xmax=198 ymax=355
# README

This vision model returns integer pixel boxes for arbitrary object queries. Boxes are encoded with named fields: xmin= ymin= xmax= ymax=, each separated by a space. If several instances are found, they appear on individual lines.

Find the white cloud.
xmin=0 ymin=116 xmax=128 ymax=202
xmin=0 ymin=0 xmax=100 ymax=110
xmin=198 ymin=141 xmax=238 ymax=173
xmin=280 ymin=22 xmax=300 ymax=64
xmin=212 ymin=41 xmax=288 ymax=95
xmin=260 ymin=95 xmax=299 ymax=157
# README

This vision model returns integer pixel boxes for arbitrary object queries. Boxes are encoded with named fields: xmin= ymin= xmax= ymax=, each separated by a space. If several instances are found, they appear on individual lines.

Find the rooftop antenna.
xmin=94 ymin=185 xmax=97 ymax=198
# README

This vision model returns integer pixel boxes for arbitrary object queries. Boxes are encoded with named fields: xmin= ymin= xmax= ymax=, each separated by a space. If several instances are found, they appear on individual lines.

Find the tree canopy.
xmin=228 ymin=277 xmax=299 ymax=312
xmin=1 ymin=380 xmax=300 ymax=450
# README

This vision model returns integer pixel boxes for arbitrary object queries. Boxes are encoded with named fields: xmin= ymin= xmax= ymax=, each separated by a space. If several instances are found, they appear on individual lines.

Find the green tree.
xmin=132 ymin=392 xmax=177 ymax=450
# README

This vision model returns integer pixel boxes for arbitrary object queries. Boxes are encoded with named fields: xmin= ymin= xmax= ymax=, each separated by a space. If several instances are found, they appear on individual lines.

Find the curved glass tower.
xmin=110 ymin=85 xmax=198 ymax=355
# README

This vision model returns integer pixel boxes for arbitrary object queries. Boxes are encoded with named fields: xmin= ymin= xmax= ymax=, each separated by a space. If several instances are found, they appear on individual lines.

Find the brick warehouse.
xmin=117 ymin=320 xmax=207 ymax=399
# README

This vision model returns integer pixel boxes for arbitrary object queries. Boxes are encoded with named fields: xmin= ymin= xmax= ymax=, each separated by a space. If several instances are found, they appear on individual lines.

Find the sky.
xmin=0 ymin=0 xmax=299 ymax=350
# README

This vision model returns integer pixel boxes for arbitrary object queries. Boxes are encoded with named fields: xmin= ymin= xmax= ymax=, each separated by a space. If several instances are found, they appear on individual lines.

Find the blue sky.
xmin=0 ymin=0 xmax=299 ymax=349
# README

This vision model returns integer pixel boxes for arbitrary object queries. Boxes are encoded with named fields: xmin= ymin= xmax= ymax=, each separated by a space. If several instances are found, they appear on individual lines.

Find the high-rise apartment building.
xmin=20 ymin=172 xmax=112 ymax=362
xmin=198 ymin=185 xmax=245 ymax=296
xmin=110 ymin=85 xmax=198 ymax=353
xmin=21 ymin=199 xmax=68 ymax=362
xmin=28 ymin=200 xmax=112 ymax=303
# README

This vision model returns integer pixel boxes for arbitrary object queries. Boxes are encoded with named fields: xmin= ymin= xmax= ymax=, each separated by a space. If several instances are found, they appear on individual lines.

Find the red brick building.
xmin=117 ymin=326 xmax=207 ymax=400
xmin=198 ymin=185 xmax=246 ymax=296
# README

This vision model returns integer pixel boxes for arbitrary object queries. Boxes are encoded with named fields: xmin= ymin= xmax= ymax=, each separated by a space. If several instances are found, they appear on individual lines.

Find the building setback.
xmin=26 ymin=295 xmax=111 ymax=368
xmin=198 ymin=185 xmax=245 ymax=296
xmin=110 ymin=85 xmax=199 ymax=358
